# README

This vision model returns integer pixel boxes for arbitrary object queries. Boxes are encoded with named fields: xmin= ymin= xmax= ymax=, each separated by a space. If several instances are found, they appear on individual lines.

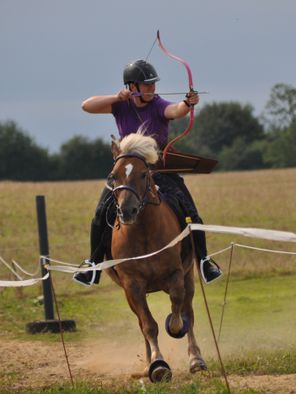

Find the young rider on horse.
xmin=73 ymin=59 xmax=222 ymax=286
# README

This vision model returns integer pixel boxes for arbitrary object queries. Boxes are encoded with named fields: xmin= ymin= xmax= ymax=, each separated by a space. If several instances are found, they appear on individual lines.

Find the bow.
xmin=156 ymin=30 xmax=195 ymax=163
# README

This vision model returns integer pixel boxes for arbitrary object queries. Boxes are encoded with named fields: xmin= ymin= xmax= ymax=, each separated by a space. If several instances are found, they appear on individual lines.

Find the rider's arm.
xmin=81 ymin=89 xmax=131 ymax=113
xmin=164 ymin=91 xmax=199 ymax=119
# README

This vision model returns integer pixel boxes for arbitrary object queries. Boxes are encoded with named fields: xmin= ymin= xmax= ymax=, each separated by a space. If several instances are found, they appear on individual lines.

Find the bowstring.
xmin=144 ymin=35 xmax=158 ymax=63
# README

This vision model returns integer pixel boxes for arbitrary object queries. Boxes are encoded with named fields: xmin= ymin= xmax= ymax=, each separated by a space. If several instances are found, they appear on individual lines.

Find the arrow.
xmin=131 ymin=91 xmax=209 ymax=97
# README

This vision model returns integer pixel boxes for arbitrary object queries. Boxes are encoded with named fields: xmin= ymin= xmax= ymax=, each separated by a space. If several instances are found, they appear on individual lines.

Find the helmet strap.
xmin=135 ymin=83 xmax=149 ymax=104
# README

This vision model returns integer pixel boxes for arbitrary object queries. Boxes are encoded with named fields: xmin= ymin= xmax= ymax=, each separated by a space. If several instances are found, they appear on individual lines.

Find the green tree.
xmin=59 ymin=135 xmax=113 ymax=180
xmin=0 ymin=120 xmax=52 ymax=180
xmin=262 ymin=120 xmax=296 ymax=168
xmin=169 ymin=102 xmax=265 ymax=170
xmin=219 ymin=138 xmax=265 ymax=171
xmin=192 ymin=102 xmax=264 ymax=155
xmin=263 ymin=83 xmax=296 ymax=130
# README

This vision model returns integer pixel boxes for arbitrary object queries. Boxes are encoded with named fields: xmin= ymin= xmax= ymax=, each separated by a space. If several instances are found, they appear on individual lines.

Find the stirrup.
xmin=200 ymin=257 xmax=223 ymax=284
xmin=72 ymin=260 xmax=99 ymax=287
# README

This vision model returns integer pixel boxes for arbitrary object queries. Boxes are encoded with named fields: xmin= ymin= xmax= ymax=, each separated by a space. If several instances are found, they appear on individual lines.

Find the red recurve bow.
xmin=156 ymin=30 xmax=195 ymax=164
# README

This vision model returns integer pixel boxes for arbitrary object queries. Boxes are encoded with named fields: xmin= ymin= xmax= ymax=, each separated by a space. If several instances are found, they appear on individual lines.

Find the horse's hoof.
xmin=149 ymin=359 xmax=172 ymax=383
xmin=165 ymin=313 xmax=189 ymax=339
xmin=190 ymin=357 xmax=208 ymax=374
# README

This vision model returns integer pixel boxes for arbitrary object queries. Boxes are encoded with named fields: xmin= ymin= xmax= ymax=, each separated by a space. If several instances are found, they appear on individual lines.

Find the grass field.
xmin=0 ymin=168 xmax=296 ymax=393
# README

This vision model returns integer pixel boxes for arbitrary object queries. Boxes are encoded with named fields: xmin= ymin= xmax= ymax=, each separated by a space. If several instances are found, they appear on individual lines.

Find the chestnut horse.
xmin=106 ymin=132 xmax=207 ymax=382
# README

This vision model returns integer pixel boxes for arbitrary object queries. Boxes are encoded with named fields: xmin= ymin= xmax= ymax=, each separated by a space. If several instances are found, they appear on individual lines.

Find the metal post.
xmin=36 ymin=195 xmax=55 ymax=320
xmin=26 ymin=195 xmax=76 ymax=334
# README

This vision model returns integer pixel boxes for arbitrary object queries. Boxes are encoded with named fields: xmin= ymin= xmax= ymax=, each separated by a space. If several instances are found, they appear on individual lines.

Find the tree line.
xmin=0 ymin=123 xmax=113 ymax=181
xmin=0 ymin=83 xmax=295 ymax=181
xmin=170 ymin=83 xmax=296 ymax=171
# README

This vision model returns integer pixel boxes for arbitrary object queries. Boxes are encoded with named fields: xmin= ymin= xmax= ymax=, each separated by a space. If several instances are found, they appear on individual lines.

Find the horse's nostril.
xmin=117 ymin=204 xmax=139 ymax=224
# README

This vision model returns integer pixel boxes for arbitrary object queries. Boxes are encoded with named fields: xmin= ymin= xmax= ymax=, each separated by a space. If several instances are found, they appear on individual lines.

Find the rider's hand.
xmin=184 ymin=91 xmax=199 ymax=106
xmin=117 ymin=89 xmax=131 ymax=102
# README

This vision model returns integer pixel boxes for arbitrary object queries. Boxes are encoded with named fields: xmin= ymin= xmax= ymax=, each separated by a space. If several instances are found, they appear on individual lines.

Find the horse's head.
xmin=109 ymin=131 xmax=160 ymax=225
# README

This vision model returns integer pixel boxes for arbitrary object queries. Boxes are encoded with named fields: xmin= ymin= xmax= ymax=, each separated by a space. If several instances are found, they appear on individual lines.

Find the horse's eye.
xmin=141 ymin=171 xmax=147 ymax=179
xmin=107 ymin=173 xmax=116 ymax=186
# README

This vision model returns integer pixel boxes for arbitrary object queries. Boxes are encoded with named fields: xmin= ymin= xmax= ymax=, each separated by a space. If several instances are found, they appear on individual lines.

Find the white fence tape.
xmin=45 ymin=224 xmax=296 ymax=274
xmin=1 ymin=224 xmax=296 ymax=287
xmin=0 ymin=273 xmax=49 ymax=287
xmin=233 ymin=243 xmax=296 ymax=255
xmin=190 ymin=224 xmax=296 ymax=242
xmin=44 ymin=226 xmax=191 ymax=273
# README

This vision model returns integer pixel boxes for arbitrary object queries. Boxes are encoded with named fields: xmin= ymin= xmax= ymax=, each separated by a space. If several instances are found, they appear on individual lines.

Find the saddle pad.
xmin=159 ymin=191 xmax=192 ymax=260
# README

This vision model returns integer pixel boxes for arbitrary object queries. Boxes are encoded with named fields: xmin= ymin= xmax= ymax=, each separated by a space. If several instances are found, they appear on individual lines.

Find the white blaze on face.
xmin=125 ymin=163 xmax=133 ymax=178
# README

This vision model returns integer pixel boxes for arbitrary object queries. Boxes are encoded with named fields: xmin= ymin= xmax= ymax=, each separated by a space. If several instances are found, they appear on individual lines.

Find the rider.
xmin=73 ymin=59 xmax=222 ymax=286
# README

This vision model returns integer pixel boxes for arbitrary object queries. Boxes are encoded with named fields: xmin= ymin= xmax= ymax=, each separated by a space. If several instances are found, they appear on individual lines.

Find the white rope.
xmin=40 ymin=255 xmax=80 ymax=267
xmin=190 ymin=224 xmax=296 ymax=243
xmin=234 ymin=243 xmax=296 ymax=255
xmin=45 ymin=226 xmax=191 ymax=273
xmin=0 ymin=255 xmax=47 ymax=287
xmin=207 ymin=244 xmax=234 ymax=259
xmin=0 ymin=256 xmax=23 ymax=280
xmin=11 ymin=259 xmax=41 ymax=277
xmin=1 ymin=224 xmax=296 ymax=286
xmin=44 ymin=224 xmax=296 ymax=274
xmin=0 ymin=273 xmax=49 ymax=287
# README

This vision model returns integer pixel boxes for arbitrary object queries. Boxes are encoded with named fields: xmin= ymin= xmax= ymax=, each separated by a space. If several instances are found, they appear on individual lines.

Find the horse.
xmin=105 ymin=131 xmax=207 ymax=382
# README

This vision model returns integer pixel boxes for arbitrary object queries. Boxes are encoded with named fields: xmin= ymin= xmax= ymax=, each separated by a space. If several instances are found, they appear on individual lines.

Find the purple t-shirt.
xmin=112 ymin=96 xmax=171 ymax=148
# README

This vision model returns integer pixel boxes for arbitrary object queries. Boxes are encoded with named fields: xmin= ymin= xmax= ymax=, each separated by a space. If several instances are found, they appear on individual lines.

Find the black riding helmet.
xmin=123 ymin=60 xmax=160 ymax=85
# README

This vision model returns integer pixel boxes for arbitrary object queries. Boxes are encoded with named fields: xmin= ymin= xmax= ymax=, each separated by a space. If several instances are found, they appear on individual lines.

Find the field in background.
xmin=0 ymin=168 xmax=296 ymax=392
xmin=1 ymin=167 xmax=295 ymax=280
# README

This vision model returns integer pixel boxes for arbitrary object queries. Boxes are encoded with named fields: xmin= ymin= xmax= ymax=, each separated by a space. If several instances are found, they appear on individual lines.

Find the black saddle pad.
xmin=159 ymin=192 xmax=192 ymax=260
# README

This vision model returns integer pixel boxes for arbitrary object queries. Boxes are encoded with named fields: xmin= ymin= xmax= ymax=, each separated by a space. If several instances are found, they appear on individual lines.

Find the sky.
xmin=1 ymin=0 xmax=295 ymax=152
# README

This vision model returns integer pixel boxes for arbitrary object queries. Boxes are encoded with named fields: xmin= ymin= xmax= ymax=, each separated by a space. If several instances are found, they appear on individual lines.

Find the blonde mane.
xmin=119 ymin=128 xmax=159 ymax=164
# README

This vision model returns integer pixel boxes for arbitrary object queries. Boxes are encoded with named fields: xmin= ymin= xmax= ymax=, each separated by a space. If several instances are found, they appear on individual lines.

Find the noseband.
xmin=111 ymin=153 xmax=158 ymax=215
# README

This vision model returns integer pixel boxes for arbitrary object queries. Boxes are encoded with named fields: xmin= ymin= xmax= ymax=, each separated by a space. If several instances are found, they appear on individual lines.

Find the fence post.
xmin=36 ymin=195 xmax=55 ymax=320
xmin=26 ymin=195 xmax=76 ymax=334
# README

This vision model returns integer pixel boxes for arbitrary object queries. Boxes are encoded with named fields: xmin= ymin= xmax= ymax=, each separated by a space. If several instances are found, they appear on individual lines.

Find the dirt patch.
xmin=0 ymin=337 xmax=295 ymax=393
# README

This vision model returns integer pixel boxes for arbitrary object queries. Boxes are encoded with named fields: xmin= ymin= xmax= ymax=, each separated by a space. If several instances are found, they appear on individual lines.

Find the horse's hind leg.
xmin=183 ymin=267 xmax=207 ymax=373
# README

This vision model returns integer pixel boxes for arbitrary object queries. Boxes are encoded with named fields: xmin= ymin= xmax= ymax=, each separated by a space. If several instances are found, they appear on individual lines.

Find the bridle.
xmin=111 ymin=153 xmax=160 ymax=218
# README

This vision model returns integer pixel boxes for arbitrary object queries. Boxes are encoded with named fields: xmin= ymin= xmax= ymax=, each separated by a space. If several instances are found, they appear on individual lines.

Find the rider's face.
xmin=139 ymin=82 xmax=156 ymax=96
xmin=131 ymin=83 xmax=156 ymax=102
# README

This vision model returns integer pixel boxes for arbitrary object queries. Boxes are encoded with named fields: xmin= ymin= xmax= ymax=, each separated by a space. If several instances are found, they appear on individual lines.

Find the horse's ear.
xmin=111 ymin=135 xmax=120 ymax=159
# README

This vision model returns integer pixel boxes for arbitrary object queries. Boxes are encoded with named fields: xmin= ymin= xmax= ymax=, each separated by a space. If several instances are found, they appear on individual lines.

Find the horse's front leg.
xmin=124 ymin=280 xmax=172 ymax=382
xmin=131 ymin=336 xmax=152 ymax=379
xmin=123 ymin=281 xmax=163 ymax=367
xmin=167 ymin=269 xmax=186 ymax=336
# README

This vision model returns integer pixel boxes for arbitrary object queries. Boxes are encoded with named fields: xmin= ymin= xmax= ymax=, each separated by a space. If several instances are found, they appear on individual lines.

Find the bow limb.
xmin=157 ymin=30 xmax=195 ymax=162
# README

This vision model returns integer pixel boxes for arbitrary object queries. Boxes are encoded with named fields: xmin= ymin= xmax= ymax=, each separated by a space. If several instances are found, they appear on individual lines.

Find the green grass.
xmin=0 ymin=374 xmax=264 ymax=394
xmin=14 ymin=379 xmax=261 ymax=394
xmin=1 ymin=274 xmax=296 ymax=366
